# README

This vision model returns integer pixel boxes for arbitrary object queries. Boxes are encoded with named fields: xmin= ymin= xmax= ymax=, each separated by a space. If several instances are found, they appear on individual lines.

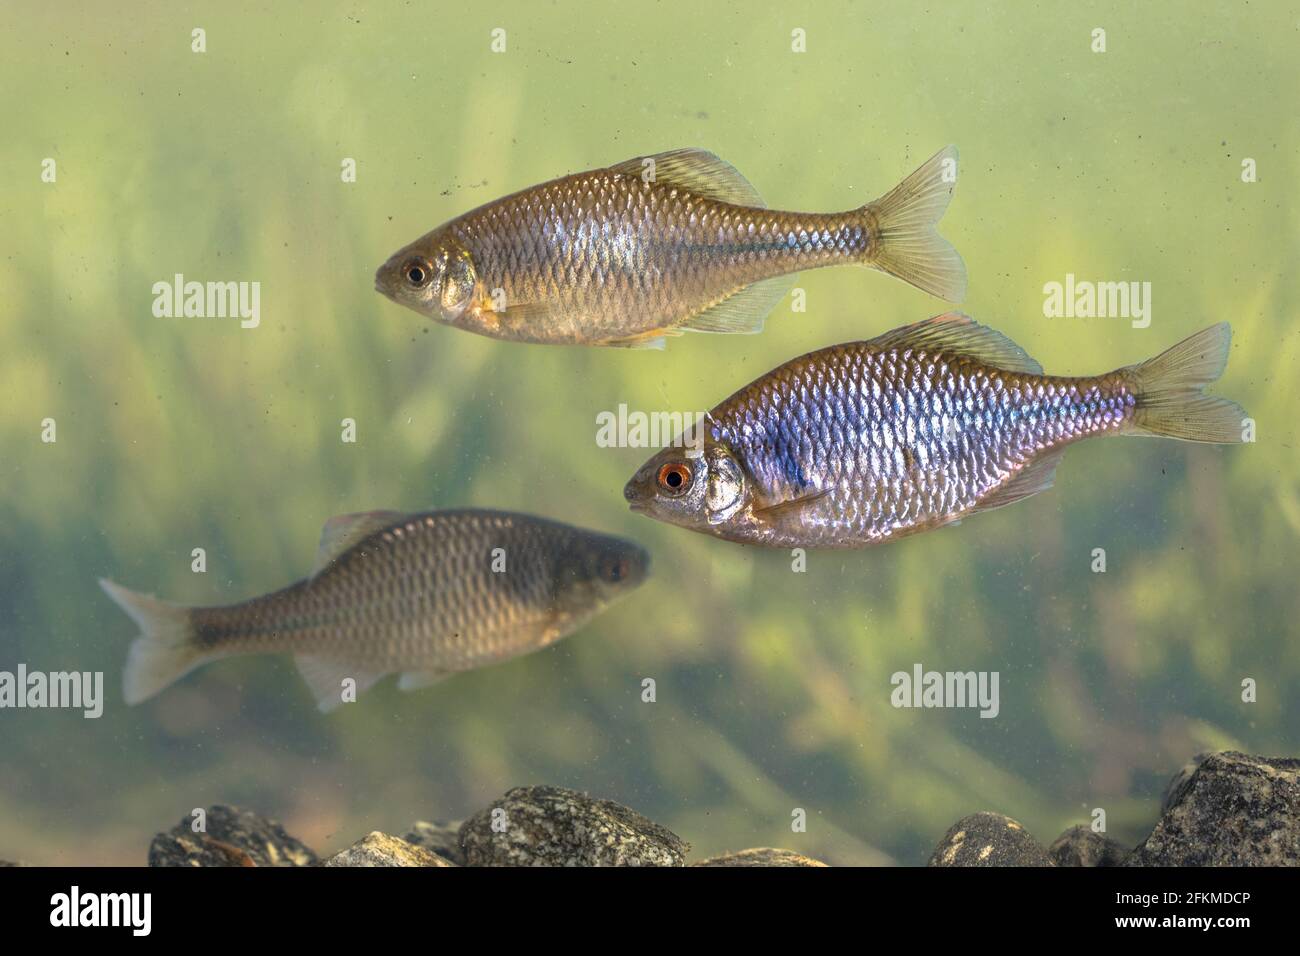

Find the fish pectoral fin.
xmin=969 ymin=447 xmax=1066 ymax=517
xmin=681 ymin=275 xmax=795 ymax=336
xmin=313 ymin=510 xmax=407 ymax=577
xmin=397 ymin=669 xmax=454 ymax=692
xmin=752 ymin=488 xmax=832 ymax=522
xmin=479 ymin=298 xmax=559 ymax=330
xmin=609 ymin=149 xmax=766 ymax=207
xmin=868 ymin=312 xmax=1043 ymax=375
xmin=294 ymin=654 xmax=386 ymax=713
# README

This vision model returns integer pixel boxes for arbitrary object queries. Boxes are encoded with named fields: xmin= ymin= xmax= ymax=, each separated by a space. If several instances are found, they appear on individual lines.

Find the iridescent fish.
xmin=624 ymin=315 xmax=1247 ymax=548
xmin=375 ymin=146 xmax=966 ymax=348
xmin=100 ymin=509 xmax=648 ymax=710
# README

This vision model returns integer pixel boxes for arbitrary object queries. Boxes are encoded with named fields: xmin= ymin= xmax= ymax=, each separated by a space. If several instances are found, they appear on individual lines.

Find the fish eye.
xmin=656 ymin=462 xmax=692 ymax=496
xmin=403 ymin=258 xmax=432 ymax=288
xmin=601 ymin=555 xmax=630 ymax=583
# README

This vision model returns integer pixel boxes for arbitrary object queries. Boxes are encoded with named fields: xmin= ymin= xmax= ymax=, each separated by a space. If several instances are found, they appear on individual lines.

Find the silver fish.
xmin=624 ymin=314 xmax=1247 ymax=548
xmin=375 ymin=146 xmax=966 ymax=348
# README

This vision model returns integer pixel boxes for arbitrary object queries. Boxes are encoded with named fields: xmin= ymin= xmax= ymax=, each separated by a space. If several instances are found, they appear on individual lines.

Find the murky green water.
xmin=1 ymin=1 xmax=1296 ymax=864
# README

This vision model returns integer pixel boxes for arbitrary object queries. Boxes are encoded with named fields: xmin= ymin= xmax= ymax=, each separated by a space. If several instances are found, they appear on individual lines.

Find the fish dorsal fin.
xmin=868 ymin=312 xmax=1043 ymax=375
xmin=312 ymin=510 xmax=406 ymax=577
xmin=682 ymin=275 xmax=795 ymax=335
xmin=970 ymin=447 xmax=1066 ymax=516
xmin=609 ymin=149 xmax=766 ymax=207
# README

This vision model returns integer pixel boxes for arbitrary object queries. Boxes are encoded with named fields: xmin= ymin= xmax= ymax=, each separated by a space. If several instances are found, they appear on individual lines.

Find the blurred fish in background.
xmin=101 ymin=510 xmax=649 ymax=711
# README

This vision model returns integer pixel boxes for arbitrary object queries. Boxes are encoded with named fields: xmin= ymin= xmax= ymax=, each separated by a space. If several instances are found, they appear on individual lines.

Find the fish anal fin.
xmin=397 ymin=669 xmax=453 ymax=692
xmin=970 ymin=447 xmax=1066 ymax=516
xmin=869 ymin=312 xmax=1043 ymax=375
xmin=609 ymin=149 xmax=766 ymax=207
xmin=681 ymin=275 xmax=795 ymax=336
xmin=313 ymin=511 xmax=406 ymax=577
xmin=294 ymin=654 xmax=386 ymax=713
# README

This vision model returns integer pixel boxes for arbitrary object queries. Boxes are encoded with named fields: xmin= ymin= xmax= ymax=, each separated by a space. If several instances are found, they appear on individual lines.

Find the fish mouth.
xmin=623 ymin=479 xmax=649 ymax=513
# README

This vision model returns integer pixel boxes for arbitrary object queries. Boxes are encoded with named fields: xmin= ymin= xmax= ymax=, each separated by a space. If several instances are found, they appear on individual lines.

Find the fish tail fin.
xmin=99 ymin=578 xmax=205 ymax=705
xmin=863 ymin=144 xmax=967 ymax=302
xmin=1125 ymin=322 xmax=1249 ymax=443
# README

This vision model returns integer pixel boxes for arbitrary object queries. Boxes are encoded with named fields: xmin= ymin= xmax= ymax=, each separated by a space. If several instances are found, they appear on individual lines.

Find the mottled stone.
xmin=404 ymin=820 xmax=465 ymax=866
xmin=1127 ymin=752 xmax=1300 ymax=866
xmin=1161 ymin=751 xmax=1213 ymax=815
xmin=928 ymin=812 xmax=1053 ymax=867
xmin=322 ymin=831 xmax=455 ymax=867
xmin=1048 ymin=825 xmax=1129 ymax=866
xmin=460 ymin=786 xmax=688 ymax=866
xmin=693 ymin=848 xmax=828 ymax=867
xmin=148 ymin=804 xmax=316 ymax=867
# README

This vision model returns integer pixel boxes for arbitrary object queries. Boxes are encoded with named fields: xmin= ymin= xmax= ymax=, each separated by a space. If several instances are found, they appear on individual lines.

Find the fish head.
xmin=550 ymin=532 xmax=650 ymax=624
xmin=624 ymin=441 xmax=749 ymax=532
xmin=374 ymin=231 xmax=479 ymax=326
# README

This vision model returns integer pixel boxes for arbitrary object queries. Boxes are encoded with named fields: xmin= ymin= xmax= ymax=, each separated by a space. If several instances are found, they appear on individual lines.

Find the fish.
xmin=99 ymin=509 xmax=649 ymax=711
xmin=374 ymin=146 xmax=966 ymax=349
xmin=623 ymin=314 xmax=1248 ymax=548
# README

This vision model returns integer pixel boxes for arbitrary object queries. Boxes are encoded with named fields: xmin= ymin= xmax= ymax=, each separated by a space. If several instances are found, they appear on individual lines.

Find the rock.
xmin=0 ymin=860 xmax=26 ymax=867
xmin=1048 ymin=825 xmax=1129 ymax=867
xmin=1127 ymin=752 xmax=1300 ymax=866
xmin=693 ymin=848 xmax=828 ymax=867
xmin=1161 ymin=751 xmax=1213 ymax=815
xmin=322 ymin=832 xmax=455 ymax=867
xmin=404 ymin=820 xmax=465 ymax=866
xmin=148 ymin=804 xmax=317 ymax=867
xmin=460 ymin=786 xmax=688 ymax=866
xmin=928 ymin=812 xmax=1054 ymax=867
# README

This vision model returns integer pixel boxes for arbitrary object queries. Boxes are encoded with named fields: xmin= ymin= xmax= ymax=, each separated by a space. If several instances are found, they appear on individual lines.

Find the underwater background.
xmin=1 ymin=0 xmax=1296 ymax=864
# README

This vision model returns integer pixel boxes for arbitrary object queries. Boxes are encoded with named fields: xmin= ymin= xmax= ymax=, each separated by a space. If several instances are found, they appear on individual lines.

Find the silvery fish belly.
xmin=100 ymin=509 xmax=649 ymax=711
xmin=624 ymin=313 xmax=1247 ymax=548
xmin=374 ymin=146 xmax=967 ymax=348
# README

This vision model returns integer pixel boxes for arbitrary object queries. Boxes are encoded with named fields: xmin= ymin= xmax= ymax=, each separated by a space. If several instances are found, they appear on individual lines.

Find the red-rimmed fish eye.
xmin=657 ymin=462 xmax=692 ymax=495
xmin=403 ymin=258 xmax=433 ymax=288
